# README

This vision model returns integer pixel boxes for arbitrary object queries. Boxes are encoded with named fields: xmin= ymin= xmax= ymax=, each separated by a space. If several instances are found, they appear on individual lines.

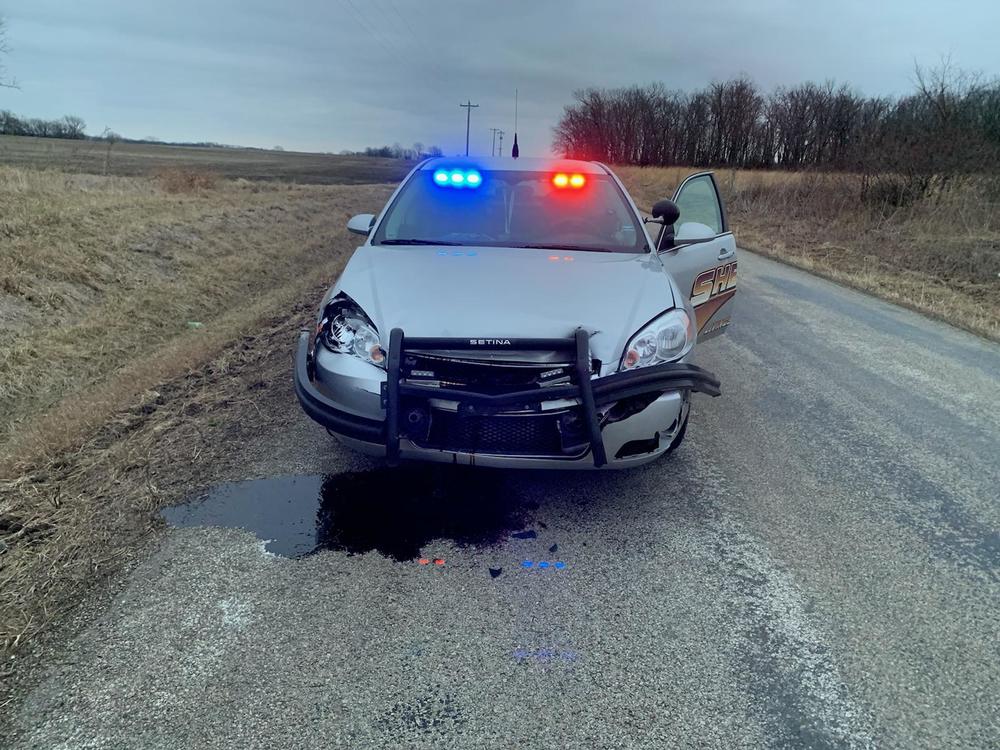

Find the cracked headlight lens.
xmin=620 ymin=309 xmax=694 ymax=370
xmin=319 ymin=293 xmax=385 ymax=367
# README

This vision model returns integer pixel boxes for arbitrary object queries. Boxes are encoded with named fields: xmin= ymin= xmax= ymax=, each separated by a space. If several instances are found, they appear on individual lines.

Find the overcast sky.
xmin=2 ymin=0 xmax=998 ymax=156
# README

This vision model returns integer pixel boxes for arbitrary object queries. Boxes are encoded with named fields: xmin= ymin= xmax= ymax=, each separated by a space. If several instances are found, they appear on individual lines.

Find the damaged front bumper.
xmin=293 ymin=329 xmax=720 ymax=469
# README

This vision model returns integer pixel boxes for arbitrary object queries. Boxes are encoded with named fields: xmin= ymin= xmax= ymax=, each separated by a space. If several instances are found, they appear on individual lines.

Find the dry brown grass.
xmin=0 ymin=166 xmax=393 ymax=472
xmin=617 ymin=166 xmax=1000 ymax=341
xmin=154 ymin=166 xmax=220 ymax=193
xmin=0 ymin=167 xmax=392 ymax=658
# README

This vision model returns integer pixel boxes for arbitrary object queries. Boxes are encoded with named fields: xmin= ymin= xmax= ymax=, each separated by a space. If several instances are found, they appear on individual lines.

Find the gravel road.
xmin=6 ymin=251 xmax=999 ymax=749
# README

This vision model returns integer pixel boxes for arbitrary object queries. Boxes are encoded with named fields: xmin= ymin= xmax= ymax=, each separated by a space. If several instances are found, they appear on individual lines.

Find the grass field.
xmin=618 ymin=166 xmax=1000 ymax=341
xmin=1 ymin=136 xmax=998 ymax=661
xmin=0 ymin=134 xmax=413 ymax=184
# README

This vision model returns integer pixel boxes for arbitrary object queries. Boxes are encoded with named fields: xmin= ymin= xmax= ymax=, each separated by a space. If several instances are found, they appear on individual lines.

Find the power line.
xmin=369 ymin=0 xmax=413 ymax=49
xmin=337 ymin=0 xmax=398 ymax=59
xmin=384 ymin=0 xmax=419 ymax=39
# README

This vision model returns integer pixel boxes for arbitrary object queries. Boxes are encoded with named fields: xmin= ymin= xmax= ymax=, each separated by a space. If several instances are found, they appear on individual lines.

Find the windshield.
xmin=371 ymin=169 xmax=648 ymax=253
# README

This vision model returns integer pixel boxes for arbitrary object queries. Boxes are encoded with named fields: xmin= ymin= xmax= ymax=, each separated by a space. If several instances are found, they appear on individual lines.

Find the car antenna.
xmin=511 ymin=88 xmax=519 ymax=158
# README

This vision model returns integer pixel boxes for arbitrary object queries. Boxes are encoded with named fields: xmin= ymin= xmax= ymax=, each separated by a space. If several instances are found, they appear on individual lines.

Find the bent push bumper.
xmin=293 ymin=329 xmax=720 ymax=468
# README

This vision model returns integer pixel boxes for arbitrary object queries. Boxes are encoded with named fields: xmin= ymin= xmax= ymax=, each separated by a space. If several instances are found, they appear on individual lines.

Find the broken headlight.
xmin=620 ymin=309 xmax=694 ymax=371
xmin=318 ymin=293 xmax=385 ymax=368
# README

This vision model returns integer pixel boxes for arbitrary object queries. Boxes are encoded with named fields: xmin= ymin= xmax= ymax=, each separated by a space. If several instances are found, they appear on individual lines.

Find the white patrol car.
xmin=294 ymin=157 xmax=736 ymax=468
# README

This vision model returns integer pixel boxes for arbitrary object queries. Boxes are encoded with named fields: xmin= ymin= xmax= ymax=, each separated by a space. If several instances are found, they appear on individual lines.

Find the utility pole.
xmin=459 ymin=100 xmax=479 ymax=156
xmin=489 ymin=127 xmax=500 ymax=156
xmin=497 ymin=129 xmax=504 ymax=158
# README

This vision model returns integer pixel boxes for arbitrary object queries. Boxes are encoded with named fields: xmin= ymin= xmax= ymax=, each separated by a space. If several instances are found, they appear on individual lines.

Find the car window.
xmin=674 ymin=175 xmax=723 ymax=234
xmin=373 ymin=170 xmax=646 ymax=253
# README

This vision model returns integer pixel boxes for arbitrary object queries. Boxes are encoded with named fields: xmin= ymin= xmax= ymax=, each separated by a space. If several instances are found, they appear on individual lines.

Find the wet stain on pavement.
xmin=162 ymin=466 xmax=533 ymax=561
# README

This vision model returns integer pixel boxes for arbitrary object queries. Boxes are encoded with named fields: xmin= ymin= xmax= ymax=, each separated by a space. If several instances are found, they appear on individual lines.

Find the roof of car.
xmin=419 ymin=156 xmax=609 ymax=174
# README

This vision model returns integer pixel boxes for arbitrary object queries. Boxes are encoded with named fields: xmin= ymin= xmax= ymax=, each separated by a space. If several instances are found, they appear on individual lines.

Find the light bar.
xmin=552 ymin=172 xmax=586 ymax=189
xmin=433 ymin=168 xmax=483 ymax=188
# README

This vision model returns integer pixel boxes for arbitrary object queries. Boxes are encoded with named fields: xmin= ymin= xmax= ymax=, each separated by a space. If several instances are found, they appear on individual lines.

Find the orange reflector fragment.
xmin=433 ymin=558 xmax=445 ymax=565
xmin=418 ymin=558 xmax=429 ymax=565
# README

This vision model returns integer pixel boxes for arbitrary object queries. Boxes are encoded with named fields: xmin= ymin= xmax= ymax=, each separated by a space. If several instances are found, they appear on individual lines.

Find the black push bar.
xmin=294 ymin=330 xmax=720 ymax=468
xmin=381 ymin=328 xmax=720 ymax=468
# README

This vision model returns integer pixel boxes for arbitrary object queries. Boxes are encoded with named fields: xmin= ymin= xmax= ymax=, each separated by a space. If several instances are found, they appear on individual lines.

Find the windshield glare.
xmin=372 ymin=170 xmax=647 ymax=252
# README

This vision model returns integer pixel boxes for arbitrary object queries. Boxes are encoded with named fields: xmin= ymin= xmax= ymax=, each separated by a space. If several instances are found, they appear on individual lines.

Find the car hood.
xmin=336 ymin=245 xmax=676 ymax=366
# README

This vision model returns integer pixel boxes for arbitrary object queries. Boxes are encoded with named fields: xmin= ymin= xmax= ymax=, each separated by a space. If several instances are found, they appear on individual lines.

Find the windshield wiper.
xmin=517 ymin=244 xmax=616 ymax=253
xmin=379 ymin=239 xmax=465 ymax=246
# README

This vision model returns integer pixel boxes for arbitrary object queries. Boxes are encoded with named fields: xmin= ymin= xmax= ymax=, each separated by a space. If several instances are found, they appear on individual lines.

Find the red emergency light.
xmin=552 ymin=172 xmax=586 ymax=189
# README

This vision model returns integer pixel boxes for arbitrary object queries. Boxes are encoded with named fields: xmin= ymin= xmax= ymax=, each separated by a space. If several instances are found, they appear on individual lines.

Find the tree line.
xmin=553 ymin=64 xmax=1000 ymax=185
xmin=346 ymin=142 xmax=444 ymax=159
xmin=0 ymin=111 xmax=87 ymax=139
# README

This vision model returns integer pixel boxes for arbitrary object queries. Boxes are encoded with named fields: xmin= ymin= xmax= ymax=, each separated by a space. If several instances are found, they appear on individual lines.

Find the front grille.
xmin=397 ymin=347 xmax=595 ymax=457
xmin=402 ymin=353 xmax=574 ymax=395
xmin=423 ymin=411 xmax=564 ymax=455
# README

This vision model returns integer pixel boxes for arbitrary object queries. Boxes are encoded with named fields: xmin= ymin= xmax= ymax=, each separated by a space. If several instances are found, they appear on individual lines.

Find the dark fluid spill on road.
xmin=161 ymin=467 xmax=532 ymax=561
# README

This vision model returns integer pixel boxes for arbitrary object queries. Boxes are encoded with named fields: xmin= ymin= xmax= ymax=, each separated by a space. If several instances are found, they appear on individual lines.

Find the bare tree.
xmin=101 ymin=127 xmax=121 ymax=175
xmin=60 ymin=115 xmax=86 ymax=138
xmin=0 ymin=17 xmax=18 ymax=89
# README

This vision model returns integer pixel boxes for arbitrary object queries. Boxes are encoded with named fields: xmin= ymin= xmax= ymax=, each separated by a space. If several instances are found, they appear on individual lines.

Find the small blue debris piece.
xmin=554 ymin=561 xmax=566 ymax=569
xmin=538 ymin=561 xmax=550 ymax=569
xmin=522 ymin=560 xmax=533 ymax=568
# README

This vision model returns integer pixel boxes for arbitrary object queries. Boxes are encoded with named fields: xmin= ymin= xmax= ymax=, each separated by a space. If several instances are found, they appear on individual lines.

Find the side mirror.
xmin=674 ymin=221 xmax=716 ymax=244
xmin=347 ymin=213 xmax=376 ymax=236
xmin=650 ymin=199 xmax=680 ymax=225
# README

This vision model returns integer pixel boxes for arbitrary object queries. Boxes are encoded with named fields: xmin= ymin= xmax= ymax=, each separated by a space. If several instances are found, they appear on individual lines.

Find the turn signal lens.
xmin=569 ymin=174 xmax=586 ymax=188
xmin=552 ymin=173 xmax=569 ymax=188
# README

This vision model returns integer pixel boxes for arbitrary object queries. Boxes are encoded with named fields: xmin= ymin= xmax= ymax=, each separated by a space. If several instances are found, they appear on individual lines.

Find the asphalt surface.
xmin=7 ymin=251 xmax=999 ymax=749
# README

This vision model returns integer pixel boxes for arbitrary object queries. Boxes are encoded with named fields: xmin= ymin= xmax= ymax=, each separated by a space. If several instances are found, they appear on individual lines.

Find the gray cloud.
xmin=3 ymin=0 xmax=998 ymax=155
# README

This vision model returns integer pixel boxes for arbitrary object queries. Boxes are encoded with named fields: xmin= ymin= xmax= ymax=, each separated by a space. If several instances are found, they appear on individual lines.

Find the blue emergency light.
xmin=433 ymin=168 xmax=482 ymax=188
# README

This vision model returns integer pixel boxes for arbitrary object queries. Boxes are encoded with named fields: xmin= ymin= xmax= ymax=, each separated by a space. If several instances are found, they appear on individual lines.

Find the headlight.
xmin=319 ymin=293 xmax=385 ymax=367
xmin=620 ymin=309 xmax=694 ymax=370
